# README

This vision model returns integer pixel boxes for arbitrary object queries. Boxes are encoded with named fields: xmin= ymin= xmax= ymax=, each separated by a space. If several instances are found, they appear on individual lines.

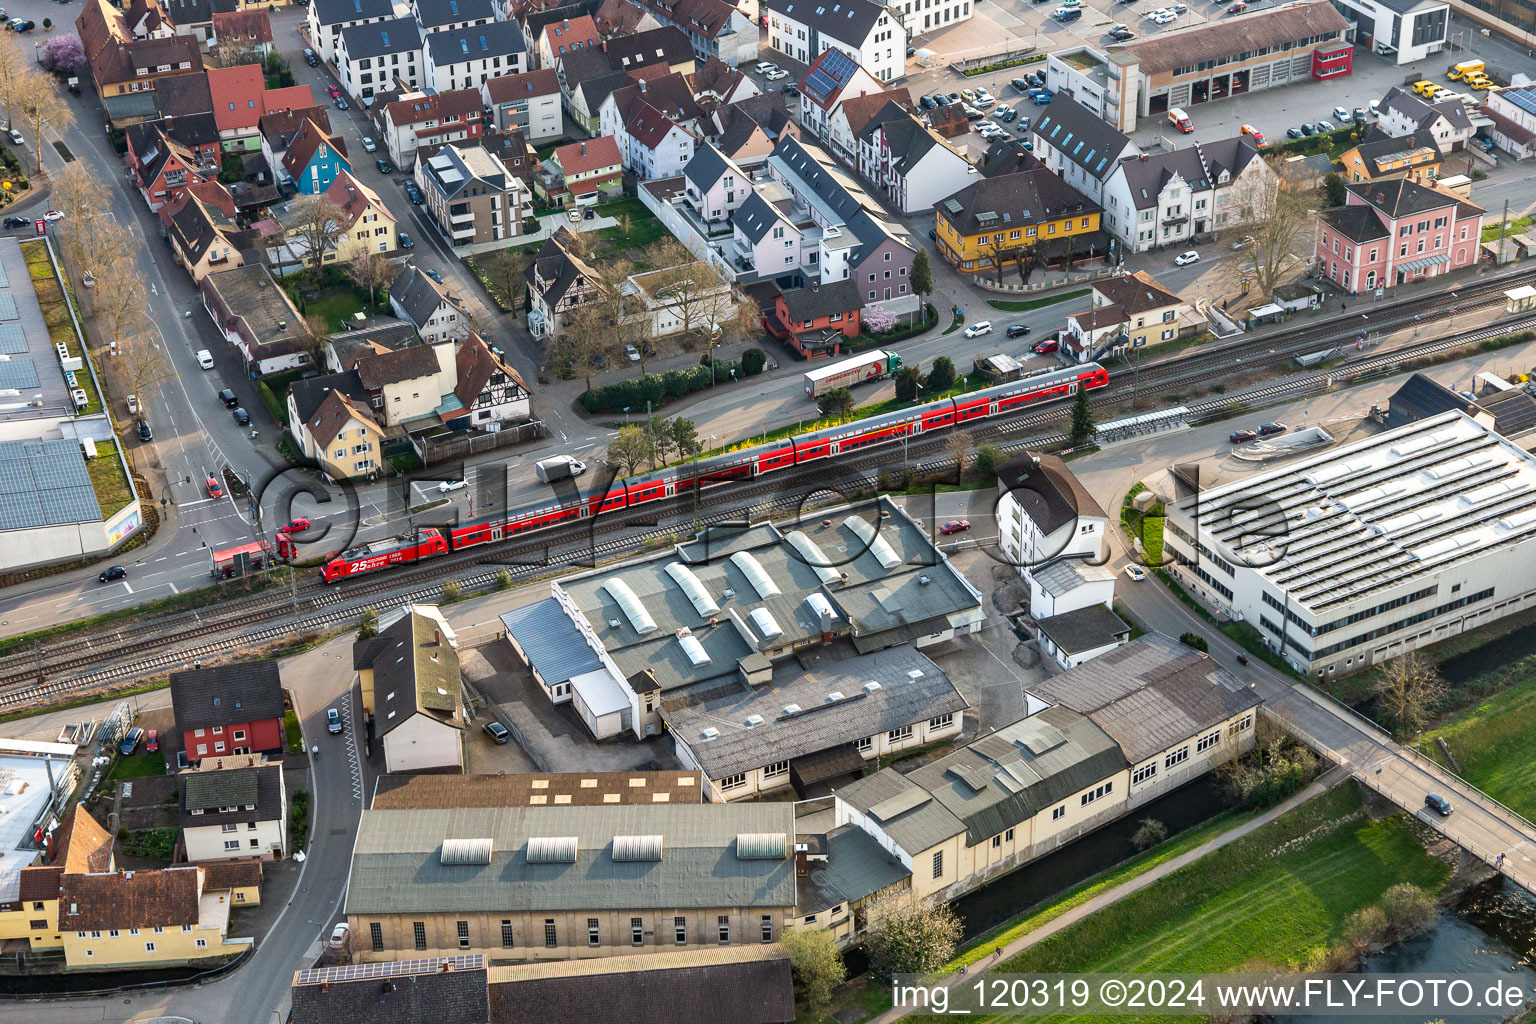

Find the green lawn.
xmin=1481 ymin=215 xmax=1533 ymax=243
xmin=940 ymin=787 xmax=1448 ymax=1024
xmin=986 ymin=287 xmax=1090 ymax=312
xmin=107 ymin=752 xmax=166 ymax=784
xmin=287 ymin=283 xmax=387 ymax=332
xmin=1423 ymin=670 xmax=1536 ymax=820
xmin=592 ymin=198 xmax=669 ymax=252
xmin=86 ymin=440 xmax=136 ymax=517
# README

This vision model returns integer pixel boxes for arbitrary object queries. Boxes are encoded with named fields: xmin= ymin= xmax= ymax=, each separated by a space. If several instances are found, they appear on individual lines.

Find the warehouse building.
xmin=1164 ymin=410 xmax=1536 ymax=676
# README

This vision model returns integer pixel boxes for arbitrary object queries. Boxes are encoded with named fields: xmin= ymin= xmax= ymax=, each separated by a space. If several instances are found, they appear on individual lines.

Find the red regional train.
xmin=321 ymin=362 xmax=1108 ymax=582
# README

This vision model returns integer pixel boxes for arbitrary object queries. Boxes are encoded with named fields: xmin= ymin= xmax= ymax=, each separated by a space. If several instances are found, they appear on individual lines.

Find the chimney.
xmin=433 ymin=628 xmax=441 ymax=645
xmin=563 ymin=17 xmax=569 ymax=28
xmin=820 ymin=607 xmax=833 ymax=643
xmin=580 ymin=142 xmax=586 ymax=156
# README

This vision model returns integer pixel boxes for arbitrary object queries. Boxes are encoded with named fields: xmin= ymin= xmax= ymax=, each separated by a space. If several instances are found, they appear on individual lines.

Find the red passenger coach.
xmin=321 ymin=528 xmax=450 ymax=582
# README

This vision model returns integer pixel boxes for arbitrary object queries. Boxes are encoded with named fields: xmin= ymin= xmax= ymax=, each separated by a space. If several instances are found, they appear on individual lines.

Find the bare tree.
xmin=94 ymin=268 xmax=151 ymax=351
xmin=558 ymin=295 xmax=620 ymax=391
xmin=347 ymin=251 xmax=391 ymax=308
xmin=286 ymin=194 xmax=348 ymax=280
xmin=1226 ymin=173 xmax=1316 ymax=299
xmin=296 ymin=314 xmax=331 ymax=367
xmin=0 ymin=36 xmax=26 ymax=134
xmin=212 ymin=39 xmax=266 ymax=70
xmin=12 ymin=71 xmax=73 ymax=175
xmin=1371 ymin=651 xmax=1448 ymax=735
xmin=479 ymin=246 xmax=530 ymax=312
xmin=116 ymin=334 xmax=173 ymax=421
xmin=944 ymin=429 xmax=974 ymax=472
xmin=976 ymin=236 xmax=1009 ymax=286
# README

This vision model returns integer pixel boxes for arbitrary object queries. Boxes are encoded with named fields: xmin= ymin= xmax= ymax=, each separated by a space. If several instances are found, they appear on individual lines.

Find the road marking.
xmin=168 ymin=583 xmax=178 ymax=594
xmin=179 ymin=498 xmax=216 ymax=509
xmin=121 ymin=582 xmax=133 ymax=594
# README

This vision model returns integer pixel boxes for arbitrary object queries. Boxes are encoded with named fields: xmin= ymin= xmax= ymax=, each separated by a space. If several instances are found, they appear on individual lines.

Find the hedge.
xmin=581 ymin=364 xmax=726 ymax=412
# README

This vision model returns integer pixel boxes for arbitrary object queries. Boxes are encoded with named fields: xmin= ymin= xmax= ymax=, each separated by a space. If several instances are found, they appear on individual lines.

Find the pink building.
xmin=1314 ymin=179 xmax=1484 ymax=294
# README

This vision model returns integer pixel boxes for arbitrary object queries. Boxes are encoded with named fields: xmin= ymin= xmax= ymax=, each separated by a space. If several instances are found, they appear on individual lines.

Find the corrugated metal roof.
xmin=796 ymin=824 xmax=910 ymax=914
xmin=501 ymin=599 xmax=603 ymax=685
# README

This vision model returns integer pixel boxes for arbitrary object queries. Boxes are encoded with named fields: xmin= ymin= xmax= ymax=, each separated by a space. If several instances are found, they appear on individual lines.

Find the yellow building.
xmin=1062 ymin=270 xmax=1192 ymax=361
xmin=294 ymin=387 xmax=386 ymax=483
xmin=1337 ymin=131 xmax=1443 ymax=186
xmin=935 ymin=168 xmax=1104 ymax=276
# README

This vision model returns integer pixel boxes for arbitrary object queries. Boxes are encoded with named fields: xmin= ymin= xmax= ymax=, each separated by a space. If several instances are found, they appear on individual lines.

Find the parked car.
xmin=197 ymin=349 xmax=215 ymax=369
xmin=1257 ymin=421 xmax=1287 ymax=437
xmin=961 ymin=88 xmax=977 ymax=103
xmin=919 ymin=94 xmax=935 ymax=109
xmin=303 ymin=48 xmax=319 ymax=66
xmin=939 ymin=519 xmax=971 ymax=534
xmin=1225 ymin=1 xmax=1246 ymax=11
xmin=1107 ymin=26 xmax=1135 ymax=38
xmin=399 ymin=233 xmax=414 ymax=250
xmin=1239 ymin=123 xmax=1265 ymax=146
xmin=1352 ymin=106 xmax=1367 ymax=123
xmin=1331 ymin=106 xmax=1350 ymax=123
xmin=232 ymin=407 xmax=251 ymax=426
xmin=120 ymin=728 xmax=143 ymax=756
xmin=1051 ymin=6 xmax=1081 ymax=19
xmin=219 ymin=388 xmax=239 ymax=407
xmin=423 ymin=268 xmax=443 ymax=283
xmin=145 ymin=730 xmax=159 ymax=752
xmin=437 ymin=479 xmax=467 ymax=493
xmin=962 ymin=105 xmax=984 ymax=119
xmin=1149 ymin=8 xmax=1177 ymax=22
xmin=42 ymin=209 xmax=64 ymax=222
xmin=1316 ymin=119 xmax=1335 ymax=132
xmin=974 ymin=88 xmax=995 ymax=105
xmin=1174 ymin=249 xmax=1201 ymax=266
xmin=99 ymin=565 xmax=127 ymax=583
xmin=483 ymin=720 xmax=511 ymax=743
xmin=285 ymin=517 xmax=312 ymax=532
xmin=137 ymin=420 xmax=152 ymax=441
xmin=1033 ymin=337 xmax=1059 ymax=353
xmin=327 ymin=707 xmax=342 ymax=734
xmin=5 ymin=128 xmax=20 ymax=146
xmin=126 ymin=394 xmax=138 ymax=415
xmin=206 ymin=476 xmax=223 ymax=498
xmin=964 ymin=321 xmax=993 ymax=338
xmin=327 ymin=923 xmax=350 ymax=948
xmin=326 ymin=84 xmax=342 ymax=98
xmin=1286 ymin=126 xmax=1305 ymax=139
xmin=404 ymin=181 xmax=424 ymax=204
xmin=1010 ymin=77 xmax=1029 ymax=92
xmin=1299 ymin=122 xmax=1318 ymax=136
xmin=1229 ymin=428 xmax=1256 ymax=443
xmin=375 ymin=158 xmax=395 ymax=174
xmin=1411 ymin=79 xmax=1439 ymax=97
xmin=974 ymin=120 xmax=1000 ymax=133
xmin=361 ymin=136 xmax=378 ymax=153
xmin=1124 ymin=565 xmax=1147 ymax=581
xmin=334 ymin=96 xmax=349 ymax=110
xmin=1 ymin=216 xmax=26 ymax=228
xmin=1032 ymin=91 xmax=1054 ymax=105
xmin=1424 ymin=793 xmax=1453 ymax=816
xmin=625 ymin=343 xmax=641 ymax=362
xmin=1006 ymin=324 xmax=1031 ymax=337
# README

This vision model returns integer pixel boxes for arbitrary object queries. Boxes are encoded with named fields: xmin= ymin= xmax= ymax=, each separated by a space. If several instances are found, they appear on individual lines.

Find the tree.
xmin=1380 ymin=883 xmax=1436 ymax=937
xmin=669 ymin=416 xmax=701 ymax=462
xmin=0 ymin=36 xmax=25 ymax=130
xmin=1341 ymin=905 xmax=1387 ymax=955
xmin=605 ymin=425 xmax=650 ymax=477
xmin=287 ymin=194 xmax=347 ymax=279
xmin=817 ymin=387 xmax=854 ymax=422
xmin=1371 ymin=652 xmax=1447 ymax=735
xmin=646 ymin=412 xmax=673 ymax=466
xmin=925 ymin=356 xmax=956 ymax=393
xmin=910 ymin=247 xmax=933 ymax=308
xmin=1068 ymin=387 xmax=1095 ymax=446
xmin=13 ymin=70 xmax=73 ymax=175
xmin=1226 ymin=173 xmax=1316 ymax=298
xmin=38 ymin=35 xmax=85 ymax=76
xmin=562 ymin=255 xmax=638 ymax=387
xmin=779 ymin=927 xmax=845 ymax=1012
xmin=974 ymin=442 xmax=1004 ymax=476
xmin=976 ymin=236 xmax=1010 ymax=286
xmin=215 ymin=37 xmax=267 ymax=70
xmin=296 ymin=314 xmax=331 ymax=367
xmin=347 ymin=251 xmax=391 ymax=308
xmin=1179 ymin=632 xmax=1208 ymax=652
xmin=862 ymin=302 xmax=897 ymax=334
xmin=741 ymin=347 xmax=766 ymax=376
xmin=864 ymin=893 xmax=964 ymax=979
xmin=356 ymin=607 xmax=378 ymax=640
xmin=1323 ymin=172 xmax=1347 ymax=208
xmin=1014 ymin=241 xmax=1044 ymax=285
xmin=116 ymin=335 xmax=173 ymax=420
xmin=1131 ymin=817 xmax=1167 ymax=851
xmin=894 ymin=365 xmax=922 ymax=402
xmin=944 ymin=429 xmax=974 ymax=472
xmin=94 ymin=269 xmax=150 ymax=351
xmin=481 ymin=246 xmax=530 ymax=312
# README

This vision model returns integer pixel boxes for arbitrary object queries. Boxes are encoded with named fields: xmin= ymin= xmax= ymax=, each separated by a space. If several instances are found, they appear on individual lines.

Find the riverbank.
xmin=1423 ymin=667 xmax=1536 ymax=821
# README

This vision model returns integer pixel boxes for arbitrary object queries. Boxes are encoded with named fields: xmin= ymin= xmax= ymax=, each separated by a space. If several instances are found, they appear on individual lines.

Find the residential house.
xmin=307 ymin=0 xmax=398 ymax=65
xmin=354 ymin=605 xmax=466 ymax=773
xmin=708 ymin=93 xmax=797 ymax=165
xmin=828 ymin=89 xmax=907 ymax=164
xmin=208 ymin=64 xmax=317 ymax=151
xmin=1036 ymin=604 xmax=1132 ymax=670
xmin=258 ymin=105 xmax=333 ymax=183
xmin=594 ymin=0 xmax=659 ymax=38
xmin=796 ymin=50 xmax=888 ymax=162
xmin=153 ymin=71 xmax=216 ymax=119
xmin=336 ymin=18 xmax=425 ymax=102
xmin=201 ymin=263 xmax=316 ymax=374
xmin=624 ymin=0 xmax=758 ymax=66
xmin=291 ymin=956 xmax=493 ymax=1024
xmin=1100 ymin=135 xmax=1273 ymax=254
xmin=537 ymin=13 xmax=600 ymax=69
xmin=682 ymin=142 xmax=750 ymax=224
xmin=525 ymin=226 xmax=599 ymax=339
xmin=125 ymin=122 xmax=217 ymax=211
xmin=343 ymin=802 xmax=794 ymax=960
xmin=856 ymin=102 xmax=974 ymax=214
xmin=124 ymin=0 xmax=176 ymax=40
xmin=264 ymin=169 xmax=398 ymax=271
xmin=281 ymin=118 xmax=352 ymax=194
xmin=180 ymin=764 xmax=289 ymax=862
xmin=342 ymin=342 xmax=454 ymax=431
xmin=482 ymin=69 xmax=563 ymax=140
xmin=1060 ymin=270 xmax=1191 ymax=363
xmin=169 ymin=659 xmax=286 ymax=763
xmin=690 ymin=56 xmax=760 ymax=107
xmin=601 ymin=24 xmax=697 ymax=75
xmin=1338 ymin=128 xmax=1444 ymax=184
xmin=536 ymin=136 xmax=623 ymax=208
xmin=168 ymin=189 xmax=252 ymax=283
xmin=391 ymin=264 xmax=471 ymax=345
xmin=935 ymin=166 xmax=1104 ymax=275
xmin=1486 ymin=85 xmax=1536 ymax=156
xmin=418 ymin=142 xmax=532 ymax=246
xmin=602 ymin=77 xmax=702 ymax=178
xmin=762 ymin=0 xmax=905 ymax=84
xmin=480 ymin=124 xmax=539 ymax=189
xmin=561 ymin=52 xmax=634 ymax=132
xmin=376 ymin=88 xmax=486 ymax=167
xmin=453 ymin=332 xmax=533 ymax=427
xmin=210 ymin=10 xmax=275 ymax=60
xmin=888 ymin=0 xmax=972 ymax=38
xmin=764 ymin=279 xmax=863 ymax=357
xmin=413 ymin=0 xmax=497 ymax=33
xmin=424 ymin=22 xmax=529 ymax=93
xmin=1030 ymin=95 xmax=1140 ymax=208
xmin=621 ymin=263 xmax=737 ymax=339
xmin=77 ymin=0 xmax=205 ymax=124
xmin=1375 ymin=85 xmax=1477 ymax=153
xmin=289 ymin=374 xmax=387 ymax=480
xmin=321 ymin=319 xmax=422 ymax=374
xmin=834 ymin=634 xmax=1259 ymax=904
xmin=1315 ymin=178 xmax=1484 ymax=291
xmin=994 ymin=451 xmax=1109 ymax=604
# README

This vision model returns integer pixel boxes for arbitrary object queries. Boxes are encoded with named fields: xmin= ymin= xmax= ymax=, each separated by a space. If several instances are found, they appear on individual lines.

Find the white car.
xmin=1124 ymin=564 xmax=1147 ymax=582
xmin=974 ymin=120 xmax=1000 ymax=132
xmin=625 ymin=343 xmax=641 ymax=362
xmin=765 ymin=69 xmax=789 ymax=80
xmin=437 ymin=479 xmax=468 ymax=493
xmin=196 ymin=349 xmax=215 ymax=370
xmin=755 ymin=61 xmax=778 ymax=72
xmin=1149 ymin=8 xmax=1178 ymax=21
xmin=994 ymin=103 xmax=1012 ymax=117
xmin=327 ymin=922 xmax=350 ymax=949
xmin=1173 ymin=250 xmax=1201 ymax=266
xmin=974 ymin=90 xmax=995 ymax=106
xmin=42 ymin=210 xmax=64 ymax=222
xmin=6 ymin=128 xmax=20 ymax=146
xmin=82 ymin=270 xmax=96 ymax=287
xmin=361 ymin=136 xmax=377 ymax=152
xmin=126 ymin=394 xmax=137 ymax=415
xmin=963 ymin=320 xmax=993 ymax=338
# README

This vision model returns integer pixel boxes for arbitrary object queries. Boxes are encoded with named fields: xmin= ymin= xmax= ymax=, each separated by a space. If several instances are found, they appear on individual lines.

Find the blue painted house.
xmin=281 ymin=118 xmax=351 ymax=195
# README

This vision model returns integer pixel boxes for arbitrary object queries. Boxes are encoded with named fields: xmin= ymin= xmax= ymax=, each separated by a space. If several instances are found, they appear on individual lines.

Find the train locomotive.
xmin=320 ymin=362 xmax=1109 ymax=582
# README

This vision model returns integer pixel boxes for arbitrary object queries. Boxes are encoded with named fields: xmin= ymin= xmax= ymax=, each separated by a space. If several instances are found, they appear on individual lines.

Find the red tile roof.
xmin=483 ymin=69 xmax=560 ymax=104
xmin=207 ymin=63 xmax=267 ymax=133
xmin=281 ymin=118 xmax=348 ymax=180
xmin=383 ymin=88 xmax=483 ymax=127
xmin=60 ymin=867 xmax=202 ymax=932
xmin=212 ymin=9 xmax=272 ymax=44
xmin=263 ymin=84 xmax=318 ymax=114
xmin=542 ymin=14 xmax=600 ymax=56
xmin=322 ymin=169 xmax=394 ymax=229
xmin=554 ymin=135 xmax=621 ymax=177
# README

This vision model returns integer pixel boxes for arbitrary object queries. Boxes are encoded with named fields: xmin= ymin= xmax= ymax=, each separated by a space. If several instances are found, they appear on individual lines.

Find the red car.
xmin=1227 ymin=2 xmax=1247 ymax=11
xmin=940 ymin=519 xmax=971 ymax=535
xmin=206 ymin=476 xmax=224 ymax=498
xmin=1034 ymin=338 xmax=1060 ymax=354
xmin=145 ymin=730 xmax=159 ymax=752
xmin=326 ymin=84 xmax=342 ymax=98
xmin=1229 ymin=429 xmax=1257 ymax=443
xmin=285 ymin=517 xmax=312 ymax=532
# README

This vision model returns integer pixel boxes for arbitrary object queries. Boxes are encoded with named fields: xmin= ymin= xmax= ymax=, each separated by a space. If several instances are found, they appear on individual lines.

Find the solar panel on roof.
xmin=295 ymin=954 xmax=485 ymax=986
xmin=0 ymin=261 xmax=9 ymax=287
xmin=0 ymin=294 xmax=18 ymax=321
xmin=0 ymin=325 xmax=25 ymax=354
xmin=0 ymin=360 xmax=39 ymax=390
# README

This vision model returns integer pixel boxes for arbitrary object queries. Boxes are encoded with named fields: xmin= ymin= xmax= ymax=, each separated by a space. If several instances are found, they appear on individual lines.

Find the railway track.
xmin=3 ymin=272 xmax=1534 ymax=700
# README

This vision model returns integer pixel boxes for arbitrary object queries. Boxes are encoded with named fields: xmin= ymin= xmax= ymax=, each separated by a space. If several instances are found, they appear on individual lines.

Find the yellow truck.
xmin=1447 ymin=59 xmax=1485 ymax=81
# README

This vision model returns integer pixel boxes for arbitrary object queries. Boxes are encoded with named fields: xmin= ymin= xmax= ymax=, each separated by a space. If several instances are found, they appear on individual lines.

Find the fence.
xmin=971 ymin=266 xmax=1120 ymax=294
xmin=420 ymin=420 xmax=546 ymax=465
xmin=950 ymin=43 xmax=1040 ymax=74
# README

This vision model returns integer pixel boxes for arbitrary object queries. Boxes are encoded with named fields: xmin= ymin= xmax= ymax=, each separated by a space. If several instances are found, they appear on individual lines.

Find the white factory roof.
xmin=0 ymin=751 xmax=71 ymax=903
xmin=1177 ymin=411 xmax=1536 ymax=613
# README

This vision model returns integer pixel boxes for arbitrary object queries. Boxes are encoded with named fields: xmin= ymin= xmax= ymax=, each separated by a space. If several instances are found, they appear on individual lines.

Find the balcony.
xmin=1161 ymin=212 xmax=1189 ymax=226
xmin=450 ymin=211 xmax=475 ymax=225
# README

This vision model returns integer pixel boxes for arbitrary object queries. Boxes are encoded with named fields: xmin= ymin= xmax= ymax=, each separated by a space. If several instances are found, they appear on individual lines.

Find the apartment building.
xmin=1314 ymin=178 xmax=1484 ymax=291
xmin=1099 ymin=135 xmax=1273 ymax=253
xmin=762 ymin=0 xmax=905 ymax=84
xmin=419 ymin=142 xmax=532 ymax=246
